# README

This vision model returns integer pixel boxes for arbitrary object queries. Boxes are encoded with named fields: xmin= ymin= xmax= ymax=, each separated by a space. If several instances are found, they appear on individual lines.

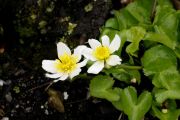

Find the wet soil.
xmin=0 ymin=0 xmax=124 ymax=119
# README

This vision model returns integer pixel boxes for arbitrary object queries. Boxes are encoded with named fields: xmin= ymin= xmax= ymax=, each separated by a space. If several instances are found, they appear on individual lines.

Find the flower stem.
xmin=117 ymin=64 xmax=142 ymax=70
xmin=71 ymin=73 xmax=92 ymax=81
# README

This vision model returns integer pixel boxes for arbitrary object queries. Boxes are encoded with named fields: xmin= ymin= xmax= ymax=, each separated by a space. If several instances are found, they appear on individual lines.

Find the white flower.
xmin=83 ymin=34 xmax=122 ymax=74
xmin=42 ymin=42 xmax=87 ymax=82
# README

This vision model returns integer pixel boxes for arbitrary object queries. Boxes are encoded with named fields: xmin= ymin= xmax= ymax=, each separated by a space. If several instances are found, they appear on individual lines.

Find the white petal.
xmin=57 ymin=42 xmax=71 ymax=58
xmin=45 ymin=73 xmax=63 ymax=78
xmin=88 ymin=39 xmax=101 ymax=49
xmin=54 ymin=74 xmax=68 ymax=82
xmin=106 ymin=55 xmax=122 ymax=66
xmin=109 ymin=34 xmax=121 ymax=53
xmin=73 ymin=45 xmax=87 ymax=62
xmin=88 ymin=61 xmax=104 ymax=74
xmin=53 ymin=79 xmax=60 ymax=83
xmin=77 ymin=59 xmax=88 ymax=67
xmin=42 ymin=60 xmax=57 ymax=73
xmin=52 ymin=74 xmax=68 ymax=82
xmin=82 ymin=47 xmax=97 ymax=61
xmin=59 ymin=74 xmax=69 ymax=81
xmin=102 ymin=35 xmax=110 ymax=47
xmin=70 ymin=68 xmax=81 ymax=79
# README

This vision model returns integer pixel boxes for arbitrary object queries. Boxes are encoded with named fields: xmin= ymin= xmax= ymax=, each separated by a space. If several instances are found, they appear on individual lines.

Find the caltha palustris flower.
xmin=42 ymin=42 xmax=87 ymax=82
xmin=83 ymin=34 xmax=122 ymax=74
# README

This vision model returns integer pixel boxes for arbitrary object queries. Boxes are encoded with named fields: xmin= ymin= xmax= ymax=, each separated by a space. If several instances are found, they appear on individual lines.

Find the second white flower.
xmin=83 ymin=34 xmax=122 ymax=74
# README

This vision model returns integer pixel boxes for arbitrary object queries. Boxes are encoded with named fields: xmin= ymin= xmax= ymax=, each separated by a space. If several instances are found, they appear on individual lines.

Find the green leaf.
xmin=152 ymin=67 xmax=180 ymax=89
xmin=125 ymin=0 xmax=153 ymax=24
xmin=106 ymin=66 xmax=141 ymax=84
xmin=90 ymin=75 xmax=121 ymax=102
xmin=153 ymin=68 xmax=180 ymax=103
xmin=154 ymin=88 xmax=180 ymax=104
xmin=152 ymin=105 xmax=180 ymax=120
xmin=152 ymin=5 xmax=180 ymax=49
xmin=106 ymin=68 xmax=131 ymax=83
xmin=141 ymin=45 xmax=177 ymax=76
xmin=112 ymin=87 xmax=152 ymax=120
xmin=100 ymin=28 xmax=120 ymax=40
xmin=144 ymin=32 xmax=176 ymax=49
xmin=157 ymin=0 xmax=173 ymax=7
xmin=142 ymin=45 xmax=180 ymax=103
xmin=104 ymin=18 xmax=119 ymax=30
xmin=114 ymin=0 xmax=153 ymax=30
xmin=125 ymin=26 xmax=146 ymax=57
xmin=114 ymin=9 xmax=139 ymax=30
xmin=143 ymin=4 xmax=180 ymax=57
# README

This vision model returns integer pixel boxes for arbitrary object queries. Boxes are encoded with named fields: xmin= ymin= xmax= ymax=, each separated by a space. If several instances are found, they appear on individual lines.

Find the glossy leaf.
xmin=144 ymin=32 xmax=176 ymax=49
xmin=152 ymin=105 xmax=180 ymax=120
xmin=154 ymin=88 xmax=180 ymax=104
xmin=105 ymin=66 xmax=141 ymax=84
xmin=90 ymin=75 xmax=121 ymax=102
xmin=141 ymin=45 xmax=177 ymax=76
xmin=125 ymin=26 xmax=146 ymax=57
xmin=153 ymin=68 xmax=180 ymax=103
xmin=114 ymin=0 xmax=153 ymax=30
xmin=113 ymin=87 xmax=152 ymax=120
xmin=104 ymin=18 xmax=119 ymax=30
xmin=152 ymin=67 xmax=180 ymax=89
xmin=153 ymin=5 xmax=178 ymax=40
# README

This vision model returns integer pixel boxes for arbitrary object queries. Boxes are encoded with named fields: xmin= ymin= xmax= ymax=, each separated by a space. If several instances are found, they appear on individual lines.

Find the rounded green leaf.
xmin=90 ymin=75 xmax=120 ymax=102
xmin=141 ymin=45 xmax=177 ymax=76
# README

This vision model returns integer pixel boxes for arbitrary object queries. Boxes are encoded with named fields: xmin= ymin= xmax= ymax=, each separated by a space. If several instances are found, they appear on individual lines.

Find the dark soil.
xmin=0 ymin=0 xmax=124 ymax=120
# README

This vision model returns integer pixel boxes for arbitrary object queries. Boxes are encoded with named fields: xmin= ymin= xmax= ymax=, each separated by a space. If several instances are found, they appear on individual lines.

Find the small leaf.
xmin=106 ymin=66 xmax=141 ymax=84
xmin=90 ymin=75 xmax=121 ymax=102
xmin=153 ymin=5 xmax=179 ymax=43
xmin=125 ymin=0 xmax=153 ymax=24
xmin=125 ymin=26 xmax=146 ymax=57
xmin=152 ymin=68 xmax=180 ymax=104
xmin=152 ymin=67 xmax=180 ymax=89
xmin=144 ymin=32 xmax=176 ymax=49
xmin=152 ymin=104 xmax=180 ymax=120
xmin=114 ymin=9 xmax=138 ymax=30
xmin=114 ymin=0 xmax=154 ymax=30
xmin=113 ymin=87 xmax=152 ymax=120
xmin=105 ymin=18 xmax=119 ymax=30
xmin=141 ymin=45 xmax=177 ymax=76
xmin=154 ymin=89 xmax=180 ymax=104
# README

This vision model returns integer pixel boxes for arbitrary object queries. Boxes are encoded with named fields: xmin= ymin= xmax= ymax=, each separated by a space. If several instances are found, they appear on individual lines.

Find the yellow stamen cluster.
xmin=54 ymin=53 xmax=77 ymax=73
xmin=93 ymin=46 xmax=110 ymax=60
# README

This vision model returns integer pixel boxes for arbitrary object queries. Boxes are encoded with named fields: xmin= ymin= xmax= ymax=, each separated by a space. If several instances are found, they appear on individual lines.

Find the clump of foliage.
xmin=91 ymin=0 xmax=180 ymax=119
xmin=42 ymin=0 xmax=180 ymax=119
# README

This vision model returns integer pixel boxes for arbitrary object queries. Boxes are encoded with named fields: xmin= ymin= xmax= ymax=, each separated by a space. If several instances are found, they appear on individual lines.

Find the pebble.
xmin=63 ymin=92 xmax=69 ymax=100
xmin=15 ymin=104 xmax=20 ymax=108
xmin=40 ymin=105 xmax=44 ymax=109
xmin=1 ymin=117 xmax=9 ymax=120
xmin=0 ymin=79 xmax=4 ymax=86
xmin=45 ymin=109 xmax=49 ymax=115
xmin=25 ymin=107 xmax=32 ymax=113
xmin=5 ymin=93 xmax=12 ymax=102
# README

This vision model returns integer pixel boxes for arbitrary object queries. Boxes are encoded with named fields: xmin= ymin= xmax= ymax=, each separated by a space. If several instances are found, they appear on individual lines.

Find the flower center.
xmin=93 ymin=46 xmax=110 ymax=60
xmin=54 ymin=53 xmax=77 ymax=73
